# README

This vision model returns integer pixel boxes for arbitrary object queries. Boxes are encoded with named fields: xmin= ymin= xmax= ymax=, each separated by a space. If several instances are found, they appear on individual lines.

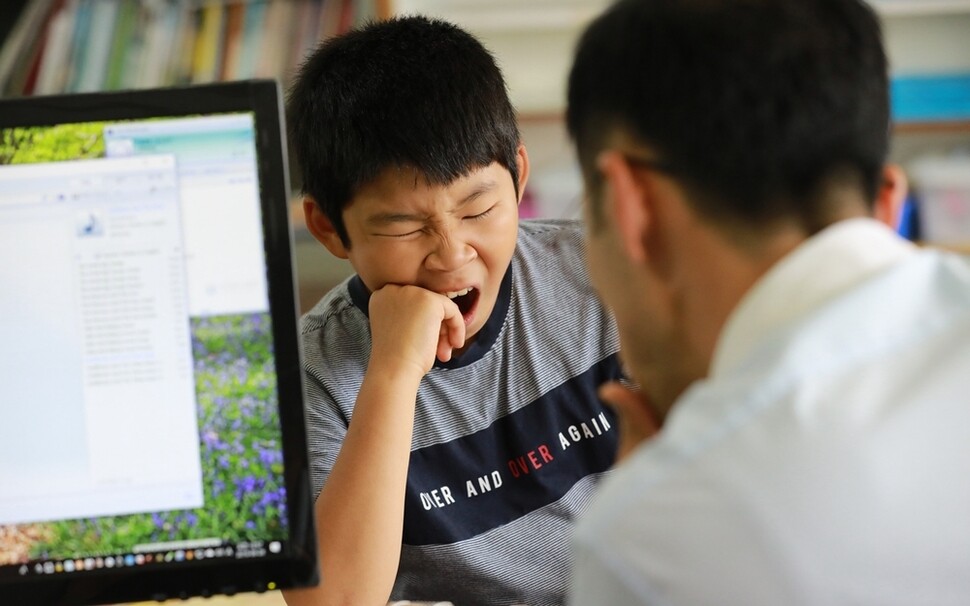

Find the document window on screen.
xmin=0 ymin=155 xmax=203 ymax=525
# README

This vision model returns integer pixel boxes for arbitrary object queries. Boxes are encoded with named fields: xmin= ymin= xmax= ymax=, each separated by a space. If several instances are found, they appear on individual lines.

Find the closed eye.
xmin=377 ymin=229 xmax=422 ymax=238
xmin=466 ymin=205 xmax=496 ymax=221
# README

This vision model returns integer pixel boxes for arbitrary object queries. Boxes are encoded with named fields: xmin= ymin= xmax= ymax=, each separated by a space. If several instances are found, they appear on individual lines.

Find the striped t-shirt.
xmin=301 ymin=219 xmax=622 ymax=605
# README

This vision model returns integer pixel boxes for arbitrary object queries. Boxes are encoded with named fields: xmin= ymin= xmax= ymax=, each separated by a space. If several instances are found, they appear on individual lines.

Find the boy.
xmin=283 ymin=16 xmax=621 ymax=606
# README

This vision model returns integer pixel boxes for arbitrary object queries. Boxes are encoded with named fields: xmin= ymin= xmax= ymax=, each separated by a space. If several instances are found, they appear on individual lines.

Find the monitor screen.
xmin=0 ymin=80 xmax=318 ymax=604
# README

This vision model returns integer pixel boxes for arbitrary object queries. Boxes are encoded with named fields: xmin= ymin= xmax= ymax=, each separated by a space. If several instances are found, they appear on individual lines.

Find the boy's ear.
xmin=515 ymin=143 xmax=530 ymax=203
xmin=598 ymin=151 xmax=651 ymax=265
xmin=874 ymin=163 xmax=907 ymax=231
xmin=303 ymin=197 xmax=349 ymax=259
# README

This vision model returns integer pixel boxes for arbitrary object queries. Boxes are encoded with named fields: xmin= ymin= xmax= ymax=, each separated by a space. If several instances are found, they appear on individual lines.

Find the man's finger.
xmin=598 ymin=381 xmax=660 ymax=462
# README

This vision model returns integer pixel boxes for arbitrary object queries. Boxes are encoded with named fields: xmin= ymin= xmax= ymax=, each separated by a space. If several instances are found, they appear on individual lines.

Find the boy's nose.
xmin=426 ymin=234 xmax=475 ymax=272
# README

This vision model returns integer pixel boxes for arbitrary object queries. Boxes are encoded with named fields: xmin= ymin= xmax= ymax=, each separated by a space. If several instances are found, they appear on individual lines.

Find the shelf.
xmin=393 ymin=0 xmax=609 ymax=32
xmin=872 ymin=0 xmax=970 ymax=16
xmin=895 ymin=120 xmax=970 ymax=133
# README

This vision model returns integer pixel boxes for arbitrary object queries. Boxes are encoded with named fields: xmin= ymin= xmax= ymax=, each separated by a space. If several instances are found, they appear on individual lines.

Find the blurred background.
xmin=2 ymin=1 xmax=970 ymax=603
xmin=4 ymin=0 xmax=969 ymax=315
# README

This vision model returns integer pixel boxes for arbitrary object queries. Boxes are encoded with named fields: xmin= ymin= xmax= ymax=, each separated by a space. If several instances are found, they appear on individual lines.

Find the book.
xmin=3 ymin=0 xmax=63 ymax=96
xmin=74 ymin=0 xmax=120 ymax=92
xmin=169 ymin=3 xmax=198 ymax=85
xmin=118 ymin=1 xmax=153 ymax=90
xmin=287 ymin=0 xmax=323 ymax=81
xmin=104 ymin=0 xmax=139 ymax=90
xmin=319 ymin=0 xmax=344 ymax=42
xmin=220 ymin=0 xmax=246 ymax=81
xmin=255 ymin=0 xmax=286 ymax=79
xmin=134 ymin=1 xmax=178 ymax=89
xmin=19 ymin=0 xmax=68 ymax=95
xmin=64 ymin=0 xmax=93 ymax=92
xmin=34 ymin=0 xmax=78 ymax=95
xmin=192 ymin=1 xmax=226 ymax=84
xmin=355 ymin=0 xmax=377 ymax=27
xmin=0 ymin=0 xmax=57 ymax=95
xmin=337 ymin=0 xmax=355 ymax=35
xmin=235 ymin=0 xmax=267 ymax=80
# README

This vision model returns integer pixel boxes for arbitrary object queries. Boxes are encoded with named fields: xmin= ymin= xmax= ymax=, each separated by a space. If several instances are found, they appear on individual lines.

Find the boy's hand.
xmin=368 ymin=284 xmax=466 ymax=376
xmin=598 ymin=381 xmax=661 ymax=463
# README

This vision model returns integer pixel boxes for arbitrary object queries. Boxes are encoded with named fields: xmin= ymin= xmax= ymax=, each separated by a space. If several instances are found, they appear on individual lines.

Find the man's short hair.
xmin=287 ymin=16 xmax=521 ymax=247
xmin=567 ymin=0 xmax=890 ymax=235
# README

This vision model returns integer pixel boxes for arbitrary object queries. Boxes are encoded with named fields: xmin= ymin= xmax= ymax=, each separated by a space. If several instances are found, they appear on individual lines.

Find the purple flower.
xmin=235 ymin=475 xmax=259 ymax=498
xmin=202 ymin=431 xmax=221 ymax=449
xmin=260 ymin=490 xmax=282 ymax=507
xmin=258 ymin=447 xmax=281 ymax=466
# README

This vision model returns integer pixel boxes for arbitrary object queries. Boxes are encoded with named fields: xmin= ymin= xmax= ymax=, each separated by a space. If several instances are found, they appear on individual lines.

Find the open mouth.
xmin=445 ymin=287 xmax=480 ymax=321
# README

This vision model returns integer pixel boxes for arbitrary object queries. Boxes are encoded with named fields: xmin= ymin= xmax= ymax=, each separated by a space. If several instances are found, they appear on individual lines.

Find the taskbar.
xmin=0 ymin=538 xmax=285 ymax=581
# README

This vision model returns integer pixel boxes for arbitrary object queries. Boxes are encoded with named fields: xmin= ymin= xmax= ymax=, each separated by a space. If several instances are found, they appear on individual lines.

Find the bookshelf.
xmin=0 ymin=0 xmax=390 ymax=98
xmin=0 ymin=0 xmax=388 ymax=313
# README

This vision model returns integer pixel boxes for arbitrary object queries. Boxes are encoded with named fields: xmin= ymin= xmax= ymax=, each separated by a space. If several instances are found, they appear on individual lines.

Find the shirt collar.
xmin=710 ymin=218 xmax=917 ymax=378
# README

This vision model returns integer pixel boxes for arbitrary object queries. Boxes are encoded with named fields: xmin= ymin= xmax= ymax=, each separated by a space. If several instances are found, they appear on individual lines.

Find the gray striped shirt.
xmin=301 ymin=219 xmax=622 ymax=605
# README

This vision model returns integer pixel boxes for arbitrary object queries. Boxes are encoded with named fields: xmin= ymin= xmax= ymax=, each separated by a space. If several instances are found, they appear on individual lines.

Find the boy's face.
xmin=310 ymin=145 xmax=529 ymax=350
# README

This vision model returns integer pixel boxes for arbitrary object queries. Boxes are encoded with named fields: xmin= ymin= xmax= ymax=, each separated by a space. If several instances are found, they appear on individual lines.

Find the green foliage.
xmin=0 ymin=123 xmax=106 ymax=165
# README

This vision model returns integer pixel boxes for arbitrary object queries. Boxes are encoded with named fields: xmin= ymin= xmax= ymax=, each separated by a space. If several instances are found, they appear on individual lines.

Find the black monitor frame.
xmin=0 ymin=80 xmax=318 ymax=605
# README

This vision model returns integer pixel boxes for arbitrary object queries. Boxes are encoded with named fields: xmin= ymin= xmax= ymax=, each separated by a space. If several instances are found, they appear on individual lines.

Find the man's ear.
xmin=874 ymin=163 xmax=908 ymax=230
xmin=598 ymin=151 xmax=650 ymax=265
xmin=303 ymin=197 xmax=349 ymax=259
xmin=515 ymin=143 xmax=531 ymax=203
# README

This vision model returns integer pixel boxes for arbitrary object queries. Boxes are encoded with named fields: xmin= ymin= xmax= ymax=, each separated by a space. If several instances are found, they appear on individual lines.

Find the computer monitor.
xmin=0 ymin=80 xmax=318 ymax=604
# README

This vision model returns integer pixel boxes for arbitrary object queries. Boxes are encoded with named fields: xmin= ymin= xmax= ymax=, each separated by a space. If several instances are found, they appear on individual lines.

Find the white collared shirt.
xmin=570 ymin=219 xmax=970 ymax=605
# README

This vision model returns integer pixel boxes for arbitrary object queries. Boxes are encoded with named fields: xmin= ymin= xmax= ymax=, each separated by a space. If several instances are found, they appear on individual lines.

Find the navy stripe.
xmin=402 ymin=354 xmax=621 ymax=546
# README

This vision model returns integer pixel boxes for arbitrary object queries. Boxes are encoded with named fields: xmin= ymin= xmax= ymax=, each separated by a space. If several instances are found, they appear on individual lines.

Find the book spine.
xmin=104 ymin=0 xmax=139 ymax=90
xmin=191 ymin=1 xmax=226 ymax=83
xmin=75 ymin=0 xmax=120 ymax=92
xmin=64 ymin=0 xmax=93 ymax=92
xmin=35 ymin=0 xmax=78 ymax=94
xmin=0 ymin=0 xmax=58 ymax=94
xmin=236 ymin=0 xmax=267 ymax=80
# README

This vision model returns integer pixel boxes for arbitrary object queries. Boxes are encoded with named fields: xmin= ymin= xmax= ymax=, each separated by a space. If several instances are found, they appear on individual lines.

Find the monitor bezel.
xmin=0 ymin=80 xmax=318 ymax=604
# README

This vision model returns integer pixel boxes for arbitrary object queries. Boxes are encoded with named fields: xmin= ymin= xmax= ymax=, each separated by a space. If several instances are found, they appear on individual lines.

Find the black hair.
xmin=287 ymin=15 xmax=520 ymax=247
xmin=567 ymin=0 xmax=890 ymax=234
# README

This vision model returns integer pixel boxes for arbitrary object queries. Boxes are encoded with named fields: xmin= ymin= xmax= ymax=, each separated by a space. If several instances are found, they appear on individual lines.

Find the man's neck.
xmin=670 ymin=220 xmax=808 ymax=392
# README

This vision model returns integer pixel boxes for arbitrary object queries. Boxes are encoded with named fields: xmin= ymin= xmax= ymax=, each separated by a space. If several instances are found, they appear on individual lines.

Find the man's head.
xmin=567 ymin=0 xmax=892 ymax=410
xmin=568 ymin=0 xmax=890 ymax=238
xmin=287 ymin=15 xmax=522 ymax=249
xmin=287 ymin=16 xmax=528 ymax=349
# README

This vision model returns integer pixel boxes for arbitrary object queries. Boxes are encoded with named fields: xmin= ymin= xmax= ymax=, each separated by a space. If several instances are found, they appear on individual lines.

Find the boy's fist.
xmin=367 ymin=284 xmax=466 ymax=376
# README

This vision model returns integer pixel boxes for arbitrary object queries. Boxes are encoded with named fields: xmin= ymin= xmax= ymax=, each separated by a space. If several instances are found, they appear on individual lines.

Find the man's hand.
xmin=598 ymin=381 xmax=661 ymax=462
xmin=368 ymin=284 xmax=466 ymax=375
